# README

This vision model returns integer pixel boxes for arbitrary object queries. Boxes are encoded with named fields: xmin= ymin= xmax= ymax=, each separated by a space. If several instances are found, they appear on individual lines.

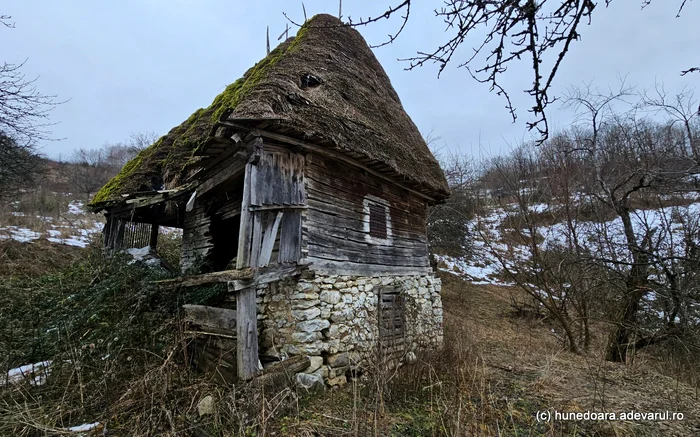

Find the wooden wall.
xmin=303 ymin=153 xmax=432 ymax=276
xmin=181 ymin=200 xmax=213 ymax=272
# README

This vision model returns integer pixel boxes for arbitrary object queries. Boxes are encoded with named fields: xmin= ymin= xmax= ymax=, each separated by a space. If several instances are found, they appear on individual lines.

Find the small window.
xmin=363 ymin=196 xmax=393 ymax=244
xmin=369 ymin=203 xmax=387 ymax=239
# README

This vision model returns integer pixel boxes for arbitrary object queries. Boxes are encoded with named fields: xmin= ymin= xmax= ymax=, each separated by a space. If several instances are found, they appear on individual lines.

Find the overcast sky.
xmin=3 ymin=1 xmax=698 ymax=160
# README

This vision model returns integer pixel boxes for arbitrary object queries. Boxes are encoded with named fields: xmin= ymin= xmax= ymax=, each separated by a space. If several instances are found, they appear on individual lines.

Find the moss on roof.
xmin=91 ymin=14 xmax=449 ymax=208
xmin=90 ymin=38 xmax=297 ymax=206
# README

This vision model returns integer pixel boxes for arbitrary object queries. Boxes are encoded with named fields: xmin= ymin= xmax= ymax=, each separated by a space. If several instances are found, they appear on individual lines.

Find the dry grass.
xmin=0 ymin=239 xmax=83 ymax=279
xmin=273 ymin=274 xmax=700 ymax=436
xmin=1 ymin=253 xmax=698 ymax=436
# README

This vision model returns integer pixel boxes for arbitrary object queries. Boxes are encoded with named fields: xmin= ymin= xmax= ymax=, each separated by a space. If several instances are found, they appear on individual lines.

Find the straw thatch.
xmin=91 ymin=14 xmax=448 ymax=208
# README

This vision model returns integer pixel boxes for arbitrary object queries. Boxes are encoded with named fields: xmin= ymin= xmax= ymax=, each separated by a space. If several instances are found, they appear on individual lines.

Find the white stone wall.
xmin=256 ymin=271 xmax=443 ymax=386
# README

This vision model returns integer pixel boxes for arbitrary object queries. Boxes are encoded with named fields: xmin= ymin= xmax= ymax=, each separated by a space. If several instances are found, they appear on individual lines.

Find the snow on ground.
xmin=1 ymin=198 xmax=105 ymax=248
xmin=0 ymin=227 xmax=42 ymax=243
xmin=67 ymin=200 xmax=85 ymax=215
xmin=67 ymin=422 xmax=101 ymax=433
xmin=437 ymin=200 xmax=700 ymax=289
xmin=0 ymin=220 xmax=103 ymax=248
xmin=2 ymin=361 xmax=52 ymax=387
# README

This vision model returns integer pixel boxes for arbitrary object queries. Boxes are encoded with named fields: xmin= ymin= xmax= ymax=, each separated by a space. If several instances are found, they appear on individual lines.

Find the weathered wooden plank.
xmin=249 ymin=204 xmax=307 ymax=212
xmin=307 ymin=243 xmax=429 ymax=267
xmin=198 ymin=159 xmax=246 ymax=197
xmin=249 ymin=211 xmax=263 ymax=268
xmin=156 ymin=269 xmax=254 ymax=287
xmin=236 ymin=159 xmax=260 ymax=381
xmin=236 ymin=164 xmax=254 ymax=270
xmin=304 ymin=217 xmax=427 ymax=248
xmin=307 ymin=232 xmax=428 ymax=259
xmin=251 ymin=151 xmax=306 ymax=206
xmin=183 ymin=305 xmax=237 ymax=332
xmin=250 ymin=355 xmax=311 ymax=391
xmin=279 ymin=211 xmax=302 ymax=263
xmin=305 ymin=205 xmax=427 ymax=241
xmin=249 ymin=162 xmax=260 ymax=207
xmin=304 ymin=256 xmax=432 ymax=276
xmin=237 ymin=287 xmax=260 ymax=380
xmin=259 ymin=211 xmax=283 ymax=267
xmin=306 ymin=183 xmax=426 ymax=225
xmin=229 ymin=262 xmax=309 ymax=291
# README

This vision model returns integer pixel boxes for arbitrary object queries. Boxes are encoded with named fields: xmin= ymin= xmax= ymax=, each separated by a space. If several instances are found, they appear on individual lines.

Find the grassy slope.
xmin=277 ymin=274 xmax=699 ymax=436
xmin=0 ymin=242 xmax=697 ymax=436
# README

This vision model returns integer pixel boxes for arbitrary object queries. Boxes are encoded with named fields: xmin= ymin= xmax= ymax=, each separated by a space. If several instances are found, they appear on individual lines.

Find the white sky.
xmin=3 ymin=1 xmax=698 ymax=160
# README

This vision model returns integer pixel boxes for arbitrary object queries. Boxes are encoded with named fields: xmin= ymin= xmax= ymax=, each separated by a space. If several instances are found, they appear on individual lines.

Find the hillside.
xmin=1 ymin=181 xmax=699 ymax=435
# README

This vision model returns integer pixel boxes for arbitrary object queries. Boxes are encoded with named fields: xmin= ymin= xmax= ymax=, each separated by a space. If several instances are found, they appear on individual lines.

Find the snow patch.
xmin=3 ymin=360 xmax=52 ymax=386
xmin=67 ymin=422 xmax=101 ymax=433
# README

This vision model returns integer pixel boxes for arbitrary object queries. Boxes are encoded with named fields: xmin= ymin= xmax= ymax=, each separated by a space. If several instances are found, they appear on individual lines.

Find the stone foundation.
xmin=255 ymin=271 xmax=443 ymax=386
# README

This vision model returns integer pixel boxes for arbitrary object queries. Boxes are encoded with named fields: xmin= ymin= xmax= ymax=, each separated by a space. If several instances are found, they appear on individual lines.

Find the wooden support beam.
xmin=249 ymin=204 xmax=307 ymax=212
xmin=149 ymin=224 xmax=159 ymax=249
xmin=236 ymin=285 xmax=259 ymax=380
xmin=236 ymin=164 xmax=254 ymax=270
xmin=155 ymin=268 xmax=254 ymax=288
xmin=183 ymin=304 xmax=237 ymax=335
xmin=236 ymin=161 xmax=260 ymax=380
xmin=259 ymin=211 xmax=283 ymax=267
xmin=229 ymin=262 xmax=309 ymax=291
xmin=249 ymin=212 xmax=263 ymax=269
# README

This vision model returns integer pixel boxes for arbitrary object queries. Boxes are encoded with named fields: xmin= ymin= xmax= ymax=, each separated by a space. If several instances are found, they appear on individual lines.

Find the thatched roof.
xmin=91 ymin=14 xmax=448 ymax=208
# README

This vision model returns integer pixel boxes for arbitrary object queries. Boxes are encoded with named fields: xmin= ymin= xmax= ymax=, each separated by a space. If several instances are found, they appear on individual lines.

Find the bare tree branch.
xmin=351 ymin=1 xmax=693 ymax=144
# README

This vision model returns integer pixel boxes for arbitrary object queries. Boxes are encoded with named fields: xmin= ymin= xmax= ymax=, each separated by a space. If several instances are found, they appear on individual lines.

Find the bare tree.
xmin=428 ymin=152 xmax=480 ymax=256
xmin=103 ymin=131 xmax=157 ymax=168
xmin=0 ymin=130 xmax=41 ymax=199
xmin=66 ymin=148 xmax=112 ymax=202
xmin=344 ymin=1 xmax=695 ymax=143
xmin=0 ymin=13 xmax=62 ymax=195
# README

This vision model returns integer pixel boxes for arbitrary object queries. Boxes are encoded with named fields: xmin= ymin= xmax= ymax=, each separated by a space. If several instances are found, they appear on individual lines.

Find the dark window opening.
xmin=209 ymin=214 xmax=240 ymax=271
xmin=369 ymin=203 xmax=387 ymax=240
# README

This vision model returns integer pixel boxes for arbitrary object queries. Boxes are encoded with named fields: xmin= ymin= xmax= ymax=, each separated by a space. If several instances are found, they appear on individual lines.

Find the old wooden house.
xmin=89 ymin=14 xmax=449 ymax=386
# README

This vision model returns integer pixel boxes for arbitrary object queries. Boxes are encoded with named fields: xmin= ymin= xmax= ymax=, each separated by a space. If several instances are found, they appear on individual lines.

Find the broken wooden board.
xmin=183 ymin=304 xmax=237 ymax=335
xmin=249 ymin=355 xmax=311 ymax=392
xmin=156 ymin=268 xmax=254 ymax=288
xmin=228 ymin=263 xmax=310 ymax=292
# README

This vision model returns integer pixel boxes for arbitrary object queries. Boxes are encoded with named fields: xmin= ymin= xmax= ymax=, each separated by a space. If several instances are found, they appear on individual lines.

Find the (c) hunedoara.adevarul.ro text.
xmin=535 ymin=410 xmax=684 ymax=422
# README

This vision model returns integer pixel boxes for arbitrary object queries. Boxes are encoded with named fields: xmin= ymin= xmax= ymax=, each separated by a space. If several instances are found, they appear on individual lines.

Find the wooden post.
xmin=149 ymin=224 xmax=160 ymax=250
xmin=103 ymin=215 xmax=114 ymax=250
xmin=236 ymin=159 xmax=261 ymax=380
xmin=114 ymin=219 xmax=126 ymax=251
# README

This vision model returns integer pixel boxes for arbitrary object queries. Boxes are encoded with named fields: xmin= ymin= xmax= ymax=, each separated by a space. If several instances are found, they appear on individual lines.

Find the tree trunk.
xmin=605 ymin=205 xmax=649 ymax=362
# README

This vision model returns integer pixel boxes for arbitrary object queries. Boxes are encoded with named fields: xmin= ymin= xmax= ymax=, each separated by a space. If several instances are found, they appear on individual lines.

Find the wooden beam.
xmin=259 ymin=211 xmax=283 ymax=267
xmin=197 ymin=161 xmax=245 ymax=197
xmin=217 ymin=121 xmax=438 ymax=202
xmin=183 ymin=304 xmax=237 ymax=333
xmin=229 ymin=262 xmax=309 ymax=291
xmin=155 ymin=268 xmax=254 ymax=287
xmin=236 ymin=160 xmax=260 ymax=380
xmin=236 ymin=164 xmax=254 ymax=270
xmin=304 ymin=257 xmax=433 ymax=276
xmin=149 ymin=224 xmax=159 ymax=249
xmin=249 ymin=204 xmax=307 ymax=212
xmin=249 ymin=212 xmax=263 ymax=269
xmin=237 ymin=287 xmax=259 ymax=380
xmin=250 ymin=355 xmax=311 ymax=391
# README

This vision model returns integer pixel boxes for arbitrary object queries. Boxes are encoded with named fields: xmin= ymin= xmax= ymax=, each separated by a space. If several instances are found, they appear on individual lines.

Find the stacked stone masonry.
xmin=255 ymin=271 xmax=443 ymax=387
